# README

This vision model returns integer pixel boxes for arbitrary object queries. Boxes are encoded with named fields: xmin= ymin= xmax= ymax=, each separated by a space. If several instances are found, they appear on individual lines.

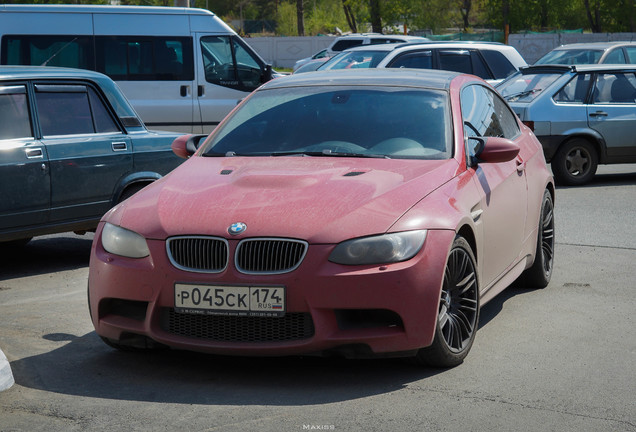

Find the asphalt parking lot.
xmin=0 ymin=165 xmax=635 ymax=432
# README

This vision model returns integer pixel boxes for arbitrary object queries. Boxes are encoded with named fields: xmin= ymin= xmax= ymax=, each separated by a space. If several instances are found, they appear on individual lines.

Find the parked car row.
xmin=292 ymin=33 xmax=430 ymax=72
xmin=309 ymin=41 xmax=527 ymax=85
xmin=0 ymin=8 xmax=632 ymax=368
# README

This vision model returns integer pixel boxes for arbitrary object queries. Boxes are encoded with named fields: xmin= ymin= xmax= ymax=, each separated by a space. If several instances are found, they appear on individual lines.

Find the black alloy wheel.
xmin=519 ymin=189 xmax=555 ymax=288
xmin=414 ymin=236 xmax=479 ymax=368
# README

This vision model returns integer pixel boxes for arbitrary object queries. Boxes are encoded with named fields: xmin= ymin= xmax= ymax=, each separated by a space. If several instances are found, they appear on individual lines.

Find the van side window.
xmin=1 ymin=35 xmax=94 ymax=69
xmin=34 ymin=84 xmax=119 ymax=136
xmin=201 ymin=36 xmax=263 ymax=92
xmin=95 ymin=36 xmax=194 ymax=81
xmin=0 ymin=85 xmax=32 ymax=140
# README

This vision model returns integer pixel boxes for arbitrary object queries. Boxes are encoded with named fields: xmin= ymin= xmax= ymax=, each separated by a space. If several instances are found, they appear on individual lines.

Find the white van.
xmin=0 ymin=4 xmax=275 ymax=133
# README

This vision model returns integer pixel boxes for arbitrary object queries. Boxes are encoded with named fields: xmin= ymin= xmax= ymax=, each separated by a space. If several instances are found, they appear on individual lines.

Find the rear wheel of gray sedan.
xmin=414 ymin=236 xmax=479 ymax=368
xmin=519 ymin=189 xmax=554 ymax=288
xmin=552 ymin=138 xmax=598 ymax=186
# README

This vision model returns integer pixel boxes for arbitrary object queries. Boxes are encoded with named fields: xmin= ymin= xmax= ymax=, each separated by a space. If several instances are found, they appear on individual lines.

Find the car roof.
xmin=261 ymin=68 xmax=462 ymax=90
xmin=551 ymin=41 xmax=636 ymax=50
xmin=521 ymin=64 xmax=636 ymax=74
xmin=0 ymin=4 xmax=215 ymax=16
xmin=0 ymin=65 xmax=114 ymax=82
xmin=339 ymin=41 xmax=513 ymax=53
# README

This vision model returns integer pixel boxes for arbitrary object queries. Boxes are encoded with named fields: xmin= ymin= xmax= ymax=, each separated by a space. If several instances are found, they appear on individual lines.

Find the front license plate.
xmin=174 ymin=284 xmax=285 ymax=317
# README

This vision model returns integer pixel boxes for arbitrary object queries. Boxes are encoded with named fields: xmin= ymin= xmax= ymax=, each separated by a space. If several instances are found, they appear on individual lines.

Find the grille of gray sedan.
xmin=166 ymin=236 xmax=308 ymax=274
xmin=167 ymin=236 xmax=229 ymax=273
xmin=235 ymin=238 xmax=308 ymax=274
xmin=161 ymin=309 xmax=315 ymax=342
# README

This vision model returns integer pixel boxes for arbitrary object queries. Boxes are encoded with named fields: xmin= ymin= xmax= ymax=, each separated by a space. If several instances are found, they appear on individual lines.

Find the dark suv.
xmin=0 ymin=66 xmax=184 ymax=245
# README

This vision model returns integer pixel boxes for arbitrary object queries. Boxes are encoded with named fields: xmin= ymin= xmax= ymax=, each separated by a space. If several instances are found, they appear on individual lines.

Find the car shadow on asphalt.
xmin=0 ymin=234 xmax=93 ymax=281
xmin=9 ymin=331 xmax=448 ymax=406
xmin=478 ymin=282 xmax=535 ymax=329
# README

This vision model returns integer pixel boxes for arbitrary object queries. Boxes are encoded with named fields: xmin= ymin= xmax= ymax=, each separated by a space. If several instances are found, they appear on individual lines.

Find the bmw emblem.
xmin=228 ymin=222 xmax=247 ymax=235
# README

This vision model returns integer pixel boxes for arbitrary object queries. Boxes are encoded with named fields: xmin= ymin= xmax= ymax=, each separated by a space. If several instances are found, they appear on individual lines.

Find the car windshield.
xmin=497 ymin=72 xmax=563 ymax=102
xmin=535 ymin=49 xmax=603 ymax=65
xmin=318 ymin=50 xmax=390 ymax=70
xmin=201 ymin=85 xmax=452 ymax=160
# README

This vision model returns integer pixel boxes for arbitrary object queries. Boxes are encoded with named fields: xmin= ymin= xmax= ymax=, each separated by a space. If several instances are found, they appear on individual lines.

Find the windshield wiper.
xmin=202 ymin=151 xmax=238 ymax=157
xmin=504 ymin=88 xmax=542 ymax=101
xmin=271 ymin=150 xmax=389 ymax=158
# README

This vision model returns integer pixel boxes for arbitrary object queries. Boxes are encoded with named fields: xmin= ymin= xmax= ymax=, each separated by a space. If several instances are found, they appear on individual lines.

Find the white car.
xmin=314 ymin=41 xmax=527 ymax=85
xmin=292 ymin=33 xmax=430 ymax=72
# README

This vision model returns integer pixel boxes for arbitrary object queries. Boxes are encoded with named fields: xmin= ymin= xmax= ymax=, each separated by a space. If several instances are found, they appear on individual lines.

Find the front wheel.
xmin=551 ymin=138 xmax=598 ymax=186
xmin=414 ymin=236 xmax=479 ymax=368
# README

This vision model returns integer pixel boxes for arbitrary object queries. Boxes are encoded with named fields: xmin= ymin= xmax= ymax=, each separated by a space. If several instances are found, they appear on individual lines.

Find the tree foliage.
xmin=8 ymin=0 xmax=636 ymax=34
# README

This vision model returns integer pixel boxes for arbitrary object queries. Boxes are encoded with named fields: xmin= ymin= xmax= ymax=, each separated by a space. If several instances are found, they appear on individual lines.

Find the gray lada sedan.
xmin=497 ymin=64 xmax=636 ymax=185
xmin=0 ymin=66 xmax=185 ymax=246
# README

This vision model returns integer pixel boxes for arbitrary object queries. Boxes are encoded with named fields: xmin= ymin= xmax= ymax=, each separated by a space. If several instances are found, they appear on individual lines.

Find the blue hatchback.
xmin=0 ymin=66 xmax=185 ymax=245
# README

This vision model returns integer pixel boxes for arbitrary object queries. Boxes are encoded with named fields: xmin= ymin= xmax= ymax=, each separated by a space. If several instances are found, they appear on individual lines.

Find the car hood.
xmin=107 ymin=156 xmax=460 ymax=244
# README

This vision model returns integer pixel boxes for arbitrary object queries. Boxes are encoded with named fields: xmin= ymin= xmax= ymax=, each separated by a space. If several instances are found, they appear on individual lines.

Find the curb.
xmin=0 ymin=348 xmax=14 ymax=392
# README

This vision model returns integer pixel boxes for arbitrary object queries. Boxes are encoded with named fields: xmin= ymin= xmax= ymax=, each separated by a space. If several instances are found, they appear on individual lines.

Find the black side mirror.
xmin=262 ymin=64 xmax=273 ymax=83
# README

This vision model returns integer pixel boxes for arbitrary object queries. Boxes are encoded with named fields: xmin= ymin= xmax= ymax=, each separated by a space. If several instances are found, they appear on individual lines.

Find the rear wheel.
xmin=414 ymin=236 xmax=479 ymax=368
xmin=551 ymin=138 xmax=598 ymax=186
xmin=519 ymin=189 xmax=555 ymax=288
xmin=118 ymin=183 xmax=148 ymax=203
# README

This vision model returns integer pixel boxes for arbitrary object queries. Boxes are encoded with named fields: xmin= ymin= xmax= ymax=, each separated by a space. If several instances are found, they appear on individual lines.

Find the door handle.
xmin=111 ymin=141 xmax=127 ymax=151
xmin=589 ymin=111 xmax=608 ymax=117
xmin=516 ymin=156 xmax=526 ymax=173
xmin=25 ymin=148 xmax=43 ymax=159
xmin=180 ymin=85 xmax=190 ymax=97
xmin=197 ymin=85 xmax=204 ymax=97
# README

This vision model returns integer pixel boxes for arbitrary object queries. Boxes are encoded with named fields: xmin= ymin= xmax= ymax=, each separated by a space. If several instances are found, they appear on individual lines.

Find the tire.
xmin=519 ymin=190 xmax=555 ymax=288
xmin=414 ymin=236 xmax=480 ymax=368
xmin=551 ymin=138 xmax=598 ymax=186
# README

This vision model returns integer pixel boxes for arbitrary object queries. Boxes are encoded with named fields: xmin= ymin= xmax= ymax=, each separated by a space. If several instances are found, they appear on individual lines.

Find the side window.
xmin=554 ymin=73 xmax=591 ymax=103
xmin=470 ymin=51 xmax=491 ymax=80
xmin=0 ymin=85 xmax=32 ymax=140
xmin=388 ymin=50 xmax=433 ymax=69
xmin=480 ymin=50 xmax=517 ymax=79
xmin=201 ymin=36 xmax=263 ymax=92
xmin=461 ymin=84 xmax=520 ymax=141
xmin=1 ymin=35 xmax=94 ymax=70
xmin=625 ymin=47 xmax=636 ymax=63
xmin=438 ymin=50 xmax=472 ymax=74
xmin=603 ymin=48 xmax=626 ymax=64
xmin=593 ymin=72 xmax=636 ymax=103
xmin=95 ymin=36 xmax=194 ymax=81
xmin=88 ymin=87 xmax=120 ymax=133
xmin=34 ymin=84 xmax=120 ymax=136
xmin=331 ymin=39 xmax=363 ymax=51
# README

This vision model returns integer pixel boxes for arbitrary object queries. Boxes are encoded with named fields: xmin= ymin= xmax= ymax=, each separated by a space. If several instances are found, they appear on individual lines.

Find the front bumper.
xmin=88 ymin=224 xmax=454 ymax=358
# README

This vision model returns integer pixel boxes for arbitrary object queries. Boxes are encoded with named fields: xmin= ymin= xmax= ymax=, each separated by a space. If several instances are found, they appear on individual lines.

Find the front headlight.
xmin=329 ymin=230 xmax=427 ymax=265
xmin=101 ymin=222 xmax=150 ymax=258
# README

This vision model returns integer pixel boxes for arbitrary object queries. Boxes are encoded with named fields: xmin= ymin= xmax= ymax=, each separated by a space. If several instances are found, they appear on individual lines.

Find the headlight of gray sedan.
xmin=329 ymin=230 xmax=427 ymax=265
xmin=101 ymin=222 xmax=150 ymax=258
